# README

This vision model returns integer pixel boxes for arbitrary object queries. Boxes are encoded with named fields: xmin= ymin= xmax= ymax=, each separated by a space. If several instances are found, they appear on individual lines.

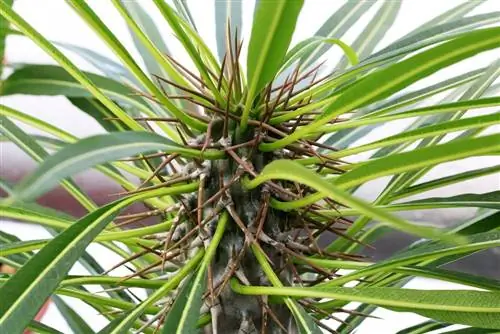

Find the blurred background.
xmin=1 ymin=0 xmax=499 ymax=333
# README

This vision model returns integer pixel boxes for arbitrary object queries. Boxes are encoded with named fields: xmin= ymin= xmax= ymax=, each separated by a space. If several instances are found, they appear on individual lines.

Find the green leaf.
xmin=215 ymin=0 xmax=242 ymax=61
xmin=243 ymin=0 xmax=304 ymax=129
xmin=388 ymin=191 xmax=500 ymax=211
xmin=0 ymin=184 xmax=180 ymax=334
xmin=12 ymin=131 xmax=223 ymax=202
xmin=301 ymin=0 xmax=376 ymax=67
xmin=373 ymin=12 xmax=500 ymax=60
xmin=0 ymin=113 xmax=97 ymax=211
xmin=336 ymin=1 xmax=400 ymax=70
xmin=232 ymin=280 xmax=500 ymax=329
xmin=0 ymin=201 xmax=121 ymax=333
xmin=281 ymin=37 xmax=358 ymax=72
xmin=322 ymin=230 xmax=500 ymax=288
xmin=395 ymin=320 xmax=449 ymax=334
xmin=26 ymin=320 xmax=65 ymax=334
xmin=439 ymin=327 xmax=500 ymax=334
xmin=0 ymin=2 xmax=142 ymax=131
xmin=250 ymin=245 xmax=322 ymax=334
xmin=162 ymin=212 xmax=227 ymax=333
xmin=69 ymin=98 xmax=125 ymax=132
xmin=321 ymin=68 xmax=486 ymax=150
xmin=1 ymin=64 xmax=148 ymax=118
xmin=120 ymin=0 xmax=170 ymax=76
xmin=65 ymin=0 xmax=205 ymax=131
xmin=314 ymin=112 xmax=500 ymax=161
xmin=52 ymin=296 xmax=95 ymax=334
xmin=390 ymin=165 xmax=500 ymax=201
xmin=0 ymin=0 xmax=13 ymax=77
xmin=333 ymin=133 xmax=500 ymax=190
xmin=151 ymin=0 xmax=221 ymax=101
xmin=55 ymin=42 xmax=134 ymax=83
xmin=245 ymin=160 xmax=462 ymax=243
xmin=387 ymin=57 xmax=500 ymax=192
xmin=262 ymin=26 xmax=500 ymax=149
xmin=106 ymin=250 xmax=204 ymax=334
xmin=172 ymin=0 xmax=197 ymax=32
xmin=303 ymin=257 xmax=500 ymax=291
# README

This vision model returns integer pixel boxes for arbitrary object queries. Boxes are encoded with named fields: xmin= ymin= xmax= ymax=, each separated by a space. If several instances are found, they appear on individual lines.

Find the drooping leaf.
xmin=336 ymin=1 xmax=400 ymax=70
xmin=1 ymin=65 xmax=148 ymax=119
xmin=322 ymin=230 xmax=500 ymax=288
xmin=245 ymin=160 xmax=461 ymax=243
xmin=12 ymin=131 xmax=223 ymax=202
xmin=232 ymin=280 xmax=500 ymax=329
xmin=301 ymin=0 xmax=376 ymax=67
xmin=0 ymin=113 xmax=97 ymax=211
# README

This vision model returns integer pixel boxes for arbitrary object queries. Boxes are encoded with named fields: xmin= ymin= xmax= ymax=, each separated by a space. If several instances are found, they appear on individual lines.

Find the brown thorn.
xmin=138 ymin=153 xmax=180 ymax=189
xmin=153 ymin=74 xmax=216 ymax=105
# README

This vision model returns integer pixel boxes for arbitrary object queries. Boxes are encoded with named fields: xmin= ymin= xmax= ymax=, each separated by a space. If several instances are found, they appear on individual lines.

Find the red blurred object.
xmin=23 ymin=300 xmax=50 ymax=334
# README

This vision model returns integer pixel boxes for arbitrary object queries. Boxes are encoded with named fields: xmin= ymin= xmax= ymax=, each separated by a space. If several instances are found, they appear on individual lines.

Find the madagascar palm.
xmin=0 ymin=1 xmax=499 ymax=333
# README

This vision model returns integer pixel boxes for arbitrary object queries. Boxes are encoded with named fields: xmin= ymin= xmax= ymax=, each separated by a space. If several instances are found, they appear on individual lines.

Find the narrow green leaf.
xmin=333 ymin=134 xmax=500 ymax=190
xmin=281 ymin=37 xmax=358 ymax=72
xmin=301 ymin=0 xmax=376 ymax=67
xmin=69 ymin=98 xmax=125 ymax=132
xmin=439 ymin=327 xmax=500 ymax=334
xmin=0 ymin=0 xmax=13 ymax=77
xmin=232 ymin=280 xmax=500 ymax=329
xmin=151 ymin=0 xmax=221 ymax=101
xmin=0 ymin=185 xmax=181 ymax=334
xmin=389 ymin=191 xmax=500 ymax=211
xmin=250 ymin=245 xmax=322 ymax=334
xmin=322 ymin=230 xmax=500 ymax=288
xmin=52 ymin=296 xmax=95 ymax=334
xmin=274 ymin=134 xmax=500 ymax=212
xmin=0 ymin=203 xmax=120 ymax=333
xmin=13 ymin=131 xmax=223 ymax=201
xmin=391 ymin=165 xmax=500 ymax=201
xmin=395 ymin=320 xmax=449 ymax=334
xmin=261 ymin=27 xmax=500 ymax=149
xmin=245 ymin=160 xmax=462 ymax=243
xmin=55 ymin=42 xmax=135 ymax=83
xmin=336 ymin=1 xmax=400 ymax=70
xmin=172 ymin=0 xmax=197 ymax=32
xmin=313 ymin=112 xmax=500 ymax=161
xmin=374 ymin=12 xmax=500 ymax=60
xmin=302 ymin=258 xmax=500 ymax=291
xmin=26 ymin=321 xmax=65 ymax=334
xmin=65 ymin=0 xmax=205 ymax=131
xmin=388 ymin=58 xmax=500 ymax=192
xmin=107 ymin=250 xmax=204 ymax=334
xmin=0 ymin=113 xmax=97 ymax=211
xmin=320 ymin=68 xmax=486 ymax=150
xmin=1 ymin=64 xmax=149 ymax=119
xmin=0 ymin=2 xmax=142 ymax=131
xmin=243 ymin=0 xmax=304 ymax=129
xmin=315 ymin=96 xmax=500 ymax=135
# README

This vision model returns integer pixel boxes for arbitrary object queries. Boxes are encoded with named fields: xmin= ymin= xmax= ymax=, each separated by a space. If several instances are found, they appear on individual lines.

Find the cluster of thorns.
xmin=102 ymin=31 xmax=370 ymax=333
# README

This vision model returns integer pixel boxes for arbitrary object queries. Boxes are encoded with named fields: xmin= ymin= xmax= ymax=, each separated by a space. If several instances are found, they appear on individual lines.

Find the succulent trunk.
xmin=179 ymin=128 xmax=298 ymax=333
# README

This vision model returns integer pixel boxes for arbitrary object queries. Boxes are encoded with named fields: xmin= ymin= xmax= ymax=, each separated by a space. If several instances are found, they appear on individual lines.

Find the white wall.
xmin=1 ymin=1 xmax=499 ymax=333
